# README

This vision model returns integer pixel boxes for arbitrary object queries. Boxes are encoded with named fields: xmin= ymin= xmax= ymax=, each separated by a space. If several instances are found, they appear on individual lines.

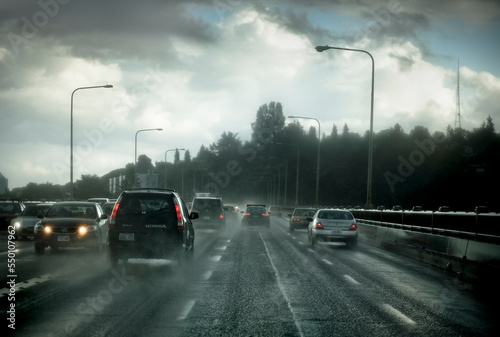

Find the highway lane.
xmin=1 ymin=216 xmax=497 ymax=336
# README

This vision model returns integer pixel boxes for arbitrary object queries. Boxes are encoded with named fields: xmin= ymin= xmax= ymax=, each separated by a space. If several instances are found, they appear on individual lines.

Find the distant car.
xmin=241 ymin=205 xmax=270 ymax=227
xmin=268 ymin=205 xmax=282 ymax=217
xmin=108 ymin=188 xmax=197 ymax=267
xmin=34 ymin=201 xmax=109 ymax=254
xmin=289 ymin=207 xmax=317 ymax=232
xmin=101 ymin=201 xmax=116 ymax=216
xmin=0 ymin=199 xmax=25 ymax=230
xmin=411 ymin=206 xmax=424 ymax=211
xmin=190 ymin=196 xmax=225 ymax=229
xmin=223 ymin=205 xmax=238 ymax=222
xmin=392 ymin=205 xmax=403 ymax=211
xmin=307 ymin=209 xmax=358 ymax=248
xmin=12 ymin=203 xmax=53 ymax=240
xmin=87 ymin=198 xmax=110 ymax=206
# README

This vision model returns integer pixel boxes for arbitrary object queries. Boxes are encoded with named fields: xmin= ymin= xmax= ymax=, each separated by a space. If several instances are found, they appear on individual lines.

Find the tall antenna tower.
xmin=455 ymin=59 xmax=462 ymax=129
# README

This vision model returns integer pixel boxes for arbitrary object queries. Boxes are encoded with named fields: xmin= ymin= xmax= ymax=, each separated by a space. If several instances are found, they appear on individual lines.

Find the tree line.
xmin=8 ymin=101 xmax=500 ymax=211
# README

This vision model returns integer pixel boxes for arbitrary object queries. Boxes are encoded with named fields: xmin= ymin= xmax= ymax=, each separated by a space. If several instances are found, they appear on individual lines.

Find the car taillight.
xmin=220 ymin=213 xmax=224 ymax=219
xmin=262 ymin=213 xmax=269 ymax=217
xmin=316 ymin=222 xmax=324 ymax=229
xmin=293 ymin=218 xmax=300 ymax=222
xmin=349 ymin=223 xmax=357 ymax=231
xmin=109 ymin=202 xmax=120 ymax=227
xmin=175 ymin=204 xmax=184 ymax=230
xmin=244 ymin=212 xmax=250 ymax=217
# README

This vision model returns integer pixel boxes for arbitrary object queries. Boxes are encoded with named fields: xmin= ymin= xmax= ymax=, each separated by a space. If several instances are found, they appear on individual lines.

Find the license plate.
xmin=331 ymin=229 xmax=342 ymax=234
xmin=58 ymin=235 xmax=70 ymax=242
xmin=27 ymin=235 xmax=34 ymax=240
xmin=203 ymin=216 xmax=210 ymax=220
xmin=119 ymin=233 xmax=134 ymax=241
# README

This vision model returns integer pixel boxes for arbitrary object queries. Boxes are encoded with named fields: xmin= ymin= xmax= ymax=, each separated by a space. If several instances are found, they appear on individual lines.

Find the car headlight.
xmin=79 ymin=226 xmax=88 ymax=235
xmin=44 ymin=226 xmax=52 ymax=233
xmin=13 ymin=222 xmax=21 ymax=229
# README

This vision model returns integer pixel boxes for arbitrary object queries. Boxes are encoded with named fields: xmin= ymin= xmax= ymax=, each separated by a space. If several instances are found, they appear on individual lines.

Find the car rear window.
xmin=117 ymin=193 xmax=175 ymax=216
xmin=294 ymin=209 xmax=316 ymax=217
xmin=317 ymin=211 xmax=353 ymax=220
xmin=247 ymin=206 xmax=266 ymax=213
xmin=192 ymin=198 xmax=222 ymax=210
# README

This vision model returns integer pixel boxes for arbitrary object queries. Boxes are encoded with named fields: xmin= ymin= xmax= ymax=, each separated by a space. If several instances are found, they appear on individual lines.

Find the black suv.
xmin=108 ymin=189 xmax=198 ymax=267
xmin=190 ymin=197 xmax=225 ymax=229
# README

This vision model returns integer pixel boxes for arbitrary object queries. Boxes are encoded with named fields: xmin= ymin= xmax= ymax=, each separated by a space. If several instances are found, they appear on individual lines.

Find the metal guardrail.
xmin=351 ymin=210 xmax=500 ymax=245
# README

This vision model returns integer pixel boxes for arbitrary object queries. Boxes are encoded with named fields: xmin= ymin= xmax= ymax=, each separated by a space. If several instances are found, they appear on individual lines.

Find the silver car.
xmin=307 ymin=209 xmax=358 ymax=248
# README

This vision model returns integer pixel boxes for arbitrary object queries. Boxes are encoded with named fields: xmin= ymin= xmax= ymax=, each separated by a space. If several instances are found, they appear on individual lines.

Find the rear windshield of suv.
xmin=117 ymin=193 xmax=175 ymax=217
xmin=191 ymin=198 xmax=222 ymax=211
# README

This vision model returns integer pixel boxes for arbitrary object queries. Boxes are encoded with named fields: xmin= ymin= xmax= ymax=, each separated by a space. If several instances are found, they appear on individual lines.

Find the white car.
xmin=307 ymin=209 xmax=358 ymax=248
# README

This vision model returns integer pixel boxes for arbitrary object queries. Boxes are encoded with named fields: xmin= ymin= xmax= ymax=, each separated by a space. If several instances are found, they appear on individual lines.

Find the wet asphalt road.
xmin=1 ymin=216 xmax=498 ymax=336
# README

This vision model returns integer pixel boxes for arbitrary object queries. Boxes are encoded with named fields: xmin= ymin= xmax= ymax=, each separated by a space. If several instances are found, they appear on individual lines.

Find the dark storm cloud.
xmin=1 ymin=0 xmax=217 ymax=65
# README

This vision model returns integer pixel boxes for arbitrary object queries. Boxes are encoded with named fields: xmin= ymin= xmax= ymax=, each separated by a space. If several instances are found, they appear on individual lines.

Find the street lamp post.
xmin=288 ymin=115 xmax=321 ymax=208
xmin=315 ymin=45 xmax=374 ymax=208
xmin=70 ymin=84 xmax=113 ymax=200
xmin=276 ymin=143 xmax=300 ymax=206
xmin=135 ymin=128 xmax=163 ymax=165
xmin=164 ymin=148 xmax=185 ymax=189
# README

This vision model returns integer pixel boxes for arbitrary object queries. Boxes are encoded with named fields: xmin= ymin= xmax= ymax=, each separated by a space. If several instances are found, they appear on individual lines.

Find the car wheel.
xmin=34 ymin=242 xmax=45 ymax=254
xmin=289 ymin=224 xmax=295 ymax=232
xmin=309 ymin=231 xmax=316 ymax=247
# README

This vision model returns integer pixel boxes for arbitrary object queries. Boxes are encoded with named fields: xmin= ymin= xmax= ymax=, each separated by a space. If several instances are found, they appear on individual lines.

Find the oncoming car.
xmin=34 ymin=201 xmax=109 ymax=254
xmin=307 ymin=209 xmax=358 ymax=248
xmin=12 ymin=203 xmax=53 ymax=240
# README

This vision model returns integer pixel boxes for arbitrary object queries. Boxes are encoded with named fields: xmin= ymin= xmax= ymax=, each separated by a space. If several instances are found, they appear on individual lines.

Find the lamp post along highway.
xmin=70 ymin=84 xmax=113 ymax=200
xmin=288 ymin=115 xmax=321 ymax=208
xmin=135 ymin=128 xmax=163 ymax=166
xmin=315 ymin=45 xmax=374 ymax=208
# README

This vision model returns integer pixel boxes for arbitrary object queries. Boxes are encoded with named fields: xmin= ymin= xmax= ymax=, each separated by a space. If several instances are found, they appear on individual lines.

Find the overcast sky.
xmin=1 ymin=0 xmax=499 ymax=189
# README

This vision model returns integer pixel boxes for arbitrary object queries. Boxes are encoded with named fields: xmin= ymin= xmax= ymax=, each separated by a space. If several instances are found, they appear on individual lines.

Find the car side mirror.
xmin=306 ymin=217 xmax=313 ymax=222
xmin=100 ymin=214 xmax=108 ymax=219
xmin=189 ymin=212 xmax=199 ymax=220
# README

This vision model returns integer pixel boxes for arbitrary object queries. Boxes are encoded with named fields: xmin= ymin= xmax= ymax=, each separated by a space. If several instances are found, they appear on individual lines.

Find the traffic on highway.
xmin=2 ymin=1 xmax=500 ymax=336
xmin=1 ymin=204 xmax=497 ymax=336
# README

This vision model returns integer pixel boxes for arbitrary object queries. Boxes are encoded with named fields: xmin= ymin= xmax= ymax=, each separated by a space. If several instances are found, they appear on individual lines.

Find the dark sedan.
xmin=34 ymin=201 xmax=108 ymax=254
xmin=241 ymin=205 xmax=270 ymax=227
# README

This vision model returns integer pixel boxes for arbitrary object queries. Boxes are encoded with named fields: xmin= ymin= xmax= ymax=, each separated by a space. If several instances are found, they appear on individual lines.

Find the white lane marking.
xmin=202 ymin=270 xmax=213 ymax=280
xmin=307 ymin=248 xmax=315 ymax=253
xmin=177 ymin=299 xmax=196 ymax=320
xmin=260 ymin=233 xmax=305 ymax=337
xmin=382 ymin=304 xmax=416 ymax=325
xmin=343 ymin=275 xmax=360 ymax=285
xmin=211 ymin=255 xmax=222 ymax=262
xmin=0 ymin=264 xmax=83 ymax=297
xmin=215 ymin=246 xmax=227 ymax=250
xmin=322 ymin=259 xmax=333 ymax=266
